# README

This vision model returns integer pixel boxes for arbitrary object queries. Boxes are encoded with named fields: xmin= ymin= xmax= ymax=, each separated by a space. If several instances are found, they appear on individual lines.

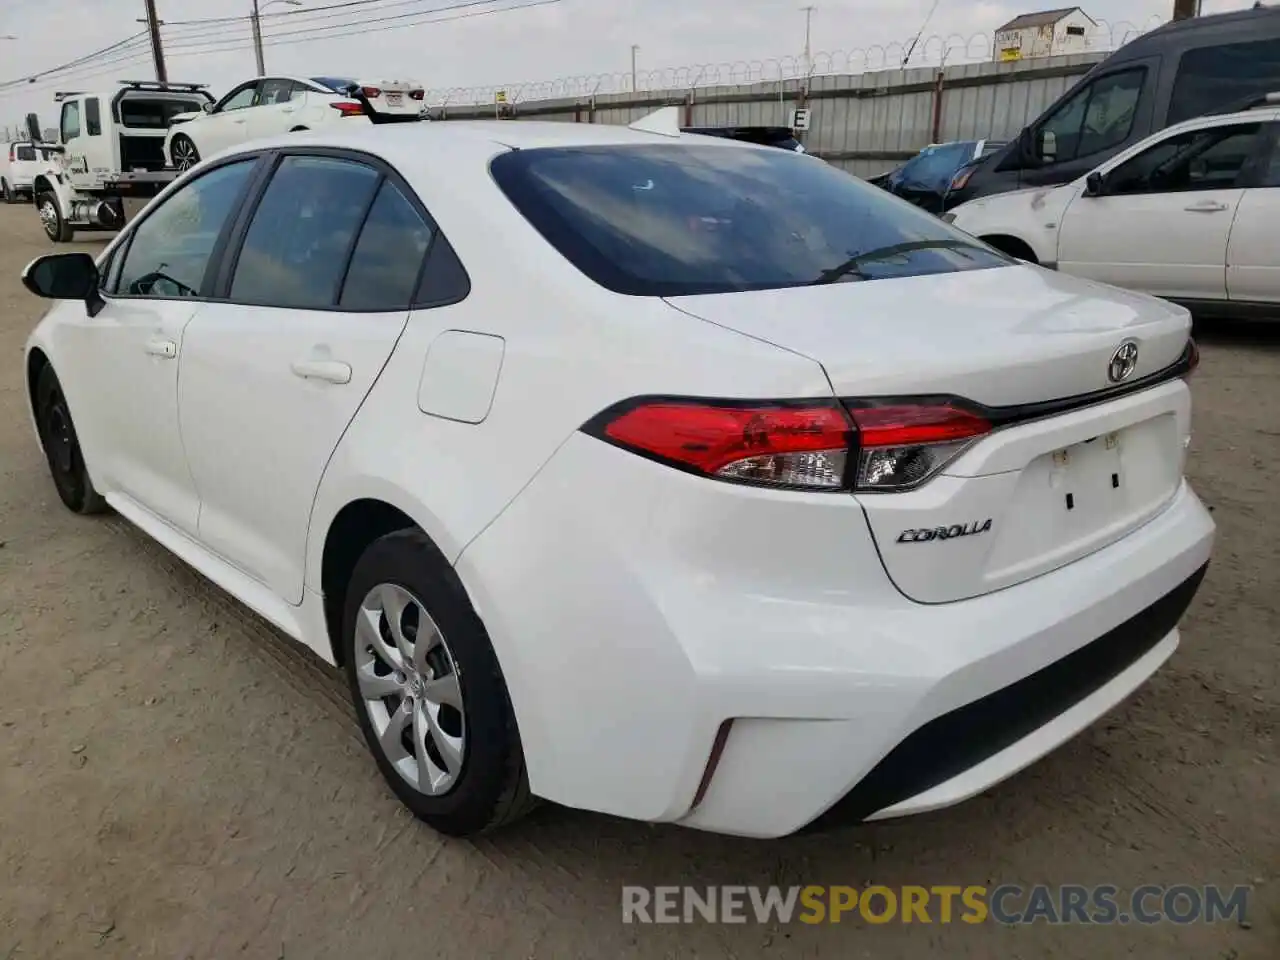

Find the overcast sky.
xmin=0 ymin=0 xmax=1258 ymax=124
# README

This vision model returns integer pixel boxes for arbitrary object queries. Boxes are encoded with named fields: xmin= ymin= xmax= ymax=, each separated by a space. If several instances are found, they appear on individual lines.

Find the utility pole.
xmin=630 ymin=44 xmax=639 ymax=92
xmin=801 ymin=5 xmax=816 ymax=78
xmin=251 ymin=0 xmax=266 ymax=76
xmin=1172 ymin=0 xmax=1201 ymax=20
xmin=141 ymin=0 xmax=167 ymax=82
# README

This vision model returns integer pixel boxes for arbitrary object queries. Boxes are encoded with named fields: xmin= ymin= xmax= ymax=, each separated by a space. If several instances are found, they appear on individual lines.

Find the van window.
xmin=1168 ymin=39 xmax=1280 ymax=125
xmin=1037 ymin=69 xmax=1144 ymax=164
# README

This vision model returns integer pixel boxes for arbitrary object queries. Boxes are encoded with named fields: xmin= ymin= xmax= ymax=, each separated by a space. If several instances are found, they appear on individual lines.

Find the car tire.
xmin=35 ymin=365 xmax=107 ymax=515
xmin=342 ymin=529 xmax=537 ymax=837
xmin=170 ymin=134 xmax=200 ymax=172
xmin=36 ymin=192 xmax=73 ymax=243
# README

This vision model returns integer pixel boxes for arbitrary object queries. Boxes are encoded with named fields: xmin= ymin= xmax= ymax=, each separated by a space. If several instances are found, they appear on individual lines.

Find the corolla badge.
xmin=1108 ymin=340 xmax=1140 ymax=384
xmin=897 ymin=519 xmax=993 ymax=544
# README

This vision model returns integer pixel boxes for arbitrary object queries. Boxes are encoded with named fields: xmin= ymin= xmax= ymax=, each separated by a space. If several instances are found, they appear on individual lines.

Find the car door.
xmin=1056 ymin=121 xmax=1269 ymax=301
xmin=247 ymin=78 xmax=299 ymax=138
xmin=200 ymin=81 xmax=262 ymax=155
xmin=177 ymin=152 xmax=436 ymax=603
xmin=1225 ymin=123 xmax=1280 ymax=306
xmin=52 ymin=157 xmax=261 ymax=535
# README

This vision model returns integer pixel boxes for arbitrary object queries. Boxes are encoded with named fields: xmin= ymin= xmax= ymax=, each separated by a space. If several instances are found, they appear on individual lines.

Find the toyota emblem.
xmin=1108 ymin=340 xmax=1140 ymax=383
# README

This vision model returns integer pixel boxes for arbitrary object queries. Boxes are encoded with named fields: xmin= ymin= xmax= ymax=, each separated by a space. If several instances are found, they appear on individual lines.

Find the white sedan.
xmin=21 ymin=117 xmax=1213 ymax=839
xmin=165 ymin=75 xmax=424 ymax=171
xmin=947 ymin=98 xmax=1280 ymax=320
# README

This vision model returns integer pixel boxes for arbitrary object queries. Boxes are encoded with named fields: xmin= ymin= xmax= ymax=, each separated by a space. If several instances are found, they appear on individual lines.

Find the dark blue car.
xmin=868 ymin=139 xmax=1007 ymax=214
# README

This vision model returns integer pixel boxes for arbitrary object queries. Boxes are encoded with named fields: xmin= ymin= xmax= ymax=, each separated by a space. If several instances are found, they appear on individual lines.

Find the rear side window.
xmin=230 ymin=155 xmax=381 ymax=308
xmin=119 ymin=98 xmax=206 ymax=129
xmin=339 ymin=181 xmax=435 ymax=310
xmin=491 ymin=144 xmax=1008 ymax=296
xmin=86 ymin=98 xmax=102 ymax=136
xmin=15 ymin=145 xmax=36 ymax=162
xmin=1168 ymin=39 xmax=1280 ymax=126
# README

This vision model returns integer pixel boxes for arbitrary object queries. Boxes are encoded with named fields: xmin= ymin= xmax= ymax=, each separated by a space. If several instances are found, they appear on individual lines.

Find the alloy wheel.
xmin=38 ymin=199 xmax=58 ymax=236
xmin=173 ymin=138 xmax=198 ymax=171
xmin=354 ymin=583 xmax=467 ymax=796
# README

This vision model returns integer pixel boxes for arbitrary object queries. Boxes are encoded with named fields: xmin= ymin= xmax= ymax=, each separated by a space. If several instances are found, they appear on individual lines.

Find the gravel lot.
xmin=0 ymin=203 xmax=1276 ymax=959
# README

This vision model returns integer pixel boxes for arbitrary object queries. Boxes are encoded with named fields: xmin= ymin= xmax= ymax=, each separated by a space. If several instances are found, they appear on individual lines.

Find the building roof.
xmin=995 ymin=7 xmax=1094 ymax=33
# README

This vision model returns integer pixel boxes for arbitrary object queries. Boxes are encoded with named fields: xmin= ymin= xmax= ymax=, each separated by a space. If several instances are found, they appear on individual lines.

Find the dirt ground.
xmin=0 ymin=203 xmax=1275 ymax=960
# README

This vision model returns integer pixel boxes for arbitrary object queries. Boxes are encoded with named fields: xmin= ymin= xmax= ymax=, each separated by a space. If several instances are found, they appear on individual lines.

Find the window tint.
xmin=1039 ymin=69 xmax=1144 ymax=163
xmin=415 ymin=236 xmax=470 ymax=307
xmin=491 ymin=144 xmax=1009 ymax=297
xmin=61 ymin=102 xmax=81 ymax=142
xmin=85 ymin=98 xmax=102 ymax=136
xmin=1107 ymin=123 xmax=1263 ymax=196
xmin=1169 ymin=39 xmax=1280 ymax=126
xmin=339 ymin=181 xmax=434 ymax=310
xmin=230 ymin=155 xmax=381 ymax=308
xmin=219 ymin=84 xmax=259 ymax=112
xmin=15 ymin=144 xmax=36 ymax=162
xmin=119 ymin=98 xmax=205 ymax=129
xmin=259 ymin=79 xmax=294 ymax=105
xmin=116 ymin=160 xmax=256 ymax=298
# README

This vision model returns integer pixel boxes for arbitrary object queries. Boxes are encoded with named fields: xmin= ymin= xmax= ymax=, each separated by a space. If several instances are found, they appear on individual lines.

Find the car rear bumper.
xmin=457 ymin=433 xmax=1214 ymax=838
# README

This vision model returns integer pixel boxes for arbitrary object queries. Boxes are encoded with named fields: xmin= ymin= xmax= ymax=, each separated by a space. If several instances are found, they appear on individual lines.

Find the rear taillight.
xmin=330 ymin=101 xmax=365 ymax=117
xmin=7 ymin=145 xmax=14 ymax=162
xmin=592 ymin=400 xmax=852 ymax=491
xmin=361 ymin=86 xmax=382 ymax=99
xmin=846 ymin=403 xmax=990 ymax=491
xmin=410 ymin=89 xmax=425 ymax=101
xmin=949 ymin=167 xmax=975 ymax=192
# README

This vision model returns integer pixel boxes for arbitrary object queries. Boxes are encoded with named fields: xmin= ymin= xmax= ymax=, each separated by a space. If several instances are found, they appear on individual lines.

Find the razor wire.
xmin=425 ymin=18 xmax=1166 ymax=108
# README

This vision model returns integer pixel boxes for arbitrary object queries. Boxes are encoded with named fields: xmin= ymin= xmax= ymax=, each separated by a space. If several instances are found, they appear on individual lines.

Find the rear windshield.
xmin=490 ymin=144 xmax=1009 ymax=296
xmin=312 ymin=76 xmax=357 ymax=94
xmin=119 ymin=98 xmax=207 ymax=129
xmin=15 ymin=145 xmax=36 ymax=161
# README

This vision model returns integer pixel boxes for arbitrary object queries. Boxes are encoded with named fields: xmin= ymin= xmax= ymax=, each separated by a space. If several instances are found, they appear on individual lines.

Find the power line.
xmin=0 ymin=32 xmax=150 ymax=90
xmin=158 ymin=0 xmax=470 ymax=28
xmin=158 ymin=0 xmax=530 ymax=47
xmin=0 ymin=0 xmax=556 ymax=97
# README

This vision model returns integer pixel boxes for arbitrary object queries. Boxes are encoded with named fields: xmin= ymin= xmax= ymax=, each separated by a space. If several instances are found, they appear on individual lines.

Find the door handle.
xmin=144 ymin=338 xmax=177 ymax=359
xmin=1185 ymin=201 xmax=1229 ymax=213
xmin=291 ymin=359 xmax=351 ymax=384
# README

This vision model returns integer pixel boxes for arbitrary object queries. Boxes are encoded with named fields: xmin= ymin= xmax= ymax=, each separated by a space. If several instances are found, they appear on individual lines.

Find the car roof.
xmin=225 ymin=118 xmax=760 ymax=161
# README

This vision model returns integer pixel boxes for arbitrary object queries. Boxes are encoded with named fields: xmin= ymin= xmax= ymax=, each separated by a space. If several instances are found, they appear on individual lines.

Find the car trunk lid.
xmin=666 ymin=264 xmax=1194 ymax=602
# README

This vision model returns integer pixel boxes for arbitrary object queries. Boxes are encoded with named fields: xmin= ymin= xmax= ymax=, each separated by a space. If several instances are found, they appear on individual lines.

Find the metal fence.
xmin=429 ymin=51 xmax=1106 ymax=179
xmin=423 ymin=18 xmax=1161 ymax=107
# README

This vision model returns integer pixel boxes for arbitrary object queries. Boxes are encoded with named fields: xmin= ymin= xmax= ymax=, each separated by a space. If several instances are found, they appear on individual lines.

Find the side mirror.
xmin=202 ymin=102 xmax=215 ymax=114
xmin=21 ymin=253 xmax=104 ymax=316
xmin=1083 ymin=171 xmax=1105 ymax=197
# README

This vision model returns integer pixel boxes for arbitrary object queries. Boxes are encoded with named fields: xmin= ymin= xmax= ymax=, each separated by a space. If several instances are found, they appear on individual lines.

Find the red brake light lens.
xmin=410 ymin=89 xmax=425 ymax=101
xmin=330 ymin=101 xmax=365 ymax=117
xmin=598 ymin=401 xmax=852 ymax=490
xmin=847 ymin=403 xmax=991 ymax=491
xmin=361 ymin=86 xmax=382 ymax=99
xmin=950 ymin=167 xmax=975 ymax=191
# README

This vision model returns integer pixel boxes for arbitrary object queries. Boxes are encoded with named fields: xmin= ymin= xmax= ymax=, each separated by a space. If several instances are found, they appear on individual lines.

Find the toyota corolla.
xmin=20 ymin=118 xmax=1214 ymax=838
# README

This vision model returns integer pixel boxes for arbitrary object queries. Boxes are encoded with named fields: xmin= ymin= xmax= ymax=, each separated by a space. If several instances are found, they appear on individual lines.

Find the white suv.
xmin=948 ymin=98 xmax=1280 ymax=320
xmin=1 ymin=141 xmax=56 ymax=203
xmin=165 ymin=75 xmax=424 ymax=171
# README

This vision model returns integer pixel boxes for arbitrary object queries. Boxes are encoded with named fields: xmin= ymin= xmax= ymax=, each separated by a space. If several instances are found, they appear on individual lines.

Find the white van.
xmin=1 ymin=141 xmax=57 ymax=203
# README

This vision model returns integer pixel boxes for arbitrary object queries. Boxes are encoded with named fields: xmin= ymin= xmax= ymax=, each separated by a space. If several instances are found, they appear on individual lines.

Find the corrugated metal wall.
xmin=434 ymin=51 xmax=1105 ymax=179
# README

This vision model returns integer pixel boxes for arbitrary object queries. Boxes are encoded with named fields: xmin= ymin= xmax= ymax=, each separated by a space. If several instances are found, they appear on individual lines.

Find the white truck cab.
xmin=32 ymin=80 xmax=214 ymax=242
